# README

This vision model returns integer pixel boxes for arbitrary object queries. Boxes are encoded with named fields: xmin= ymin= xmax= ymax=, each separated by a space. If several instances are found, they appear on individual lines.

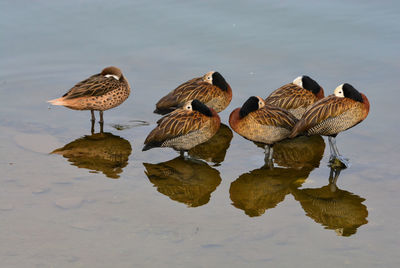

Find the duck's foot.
xmin=329 ymin=155 xmax=350 ymax=169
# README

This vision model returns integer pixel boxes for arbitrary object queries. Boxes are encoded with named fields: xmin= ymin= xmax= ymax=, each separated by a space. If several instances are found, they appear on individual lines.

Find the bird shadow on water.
xmin=290 ymin=167 xmax=368 ymax=237
xmin=143 ymin=156 xmax=222 ymax=207
xmin=188 ymin=123 xmax=233 ymax=166
xmin=51 ymin=132 xmax=132 ymax=179
xmin=231 ymin=135 xmax=368 ymax=236
xmin=230 ymin=135 xmax=324 ymax=217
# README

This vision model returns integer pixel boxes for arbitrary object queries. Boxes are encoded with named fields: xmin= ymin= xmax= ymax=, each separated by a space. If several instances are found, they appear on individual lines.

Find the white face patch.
xmin=183 ymin=102 xmax=193 ymax=111
xmin=203 ymin=71 xmax=214 ymax=84
xmin=334 ymin=84 xmax=345 ymax=97
xmin=105 ymin=74 xmax=120 ymax=80
xmin=257 ymin=96 xmax=265 ymax=108
xmin=292 ymin=76 xmax=303 ymax=88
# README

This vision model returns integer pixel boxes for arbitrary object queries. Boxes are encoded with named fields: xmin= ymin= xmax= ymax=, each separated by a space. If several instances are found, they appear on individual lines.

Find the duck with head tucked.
xmin=154 ymin=71 xmax=232 ymax=115
xmin=143 ymin=99 xmax=221 ymax=156
xmin=229 ymin=96 xmax=298 ymax=165
xmin=289 ymin=83 xmax=370 ymax=167
xmin=265 ymin=75 xmax=324 ymax=119
xmin=48 ymin=66 xmax=131 ymax=133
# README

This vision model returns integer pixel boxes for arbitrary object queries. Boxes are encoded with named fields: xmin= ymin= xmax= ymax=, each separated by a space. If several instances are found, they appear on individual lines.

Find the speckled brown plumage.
xmin=265 ymin=76 xmax=324 ymax=119
xmin=229 ymin=97 xmax=298 ymax=145
xmin=289 ymin=83 xmax=370 ymax=168
xmin=154 ymin=71 xmax=232 ymax=114
xmin=290 ymin=90 xmax=369 ymax=138
xmin=48 ymin=66 xmax=130 ymax=111
xmin=143 ymin=99 xmax=221 ymax=152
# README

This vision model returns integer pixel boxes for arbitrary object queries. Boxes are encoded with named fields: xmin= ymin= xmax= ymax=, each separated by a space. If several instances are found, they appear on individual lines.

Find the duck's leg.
xmin=328 ymin=136 xmax=350 ymax=168
xmin=329 ymin=166 xmax=342 ymax=192
xmin=90 ymin=110 xmax=95 ymax=134
xmin=99 ymin=111 xmax=104 ymax=133
xmin=264 ymin=145 xmax=274 ymax=168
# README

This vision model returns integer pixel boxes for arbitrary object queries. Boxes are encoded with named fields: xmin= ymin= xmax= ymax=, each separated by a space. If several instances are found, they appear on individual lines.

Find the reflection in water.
xmin=188 ymin=124 xmax=233 ymax=165
xmin=231 ymin=136 xmax=325 ymax=217
xmin=52 ymin=132 xmax=132 ymax=179
xmin=291 ymin=167 xmax=368 ymax=236
xmin=143 ymin=157 xmax=221 ymax=207
xmin=230 ymin=166 xmax=312 ymax=217
xmin=254 ymin=135 xmax=325 ymax=168
xmin=273 ymin=136 xmax=325 ymax=169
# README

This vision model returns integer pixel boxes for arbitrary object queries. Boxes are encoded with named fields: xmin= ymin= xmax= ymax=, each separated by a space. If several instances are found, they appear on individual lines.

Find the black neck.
xmin=192 ymin=99 xmax=213 ymax=117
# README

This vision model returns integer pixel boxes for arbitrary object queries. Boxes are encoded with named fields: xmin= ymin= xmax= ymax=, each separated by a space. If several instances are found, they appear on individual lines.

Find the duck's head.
xmin=239 ymin=96 xmax=265 ymax=118
xmin=334 ymin=83 xmax=363 ymax=102
xmin=184 ymin=99 xmax=213 ymax=117
xmin=101 ymin=66 xmax=123 ymax=80
xmin=293 ymin=75 xmax=324 ymax=98
xmin=203 ymin=71 xmax=229 ymax=92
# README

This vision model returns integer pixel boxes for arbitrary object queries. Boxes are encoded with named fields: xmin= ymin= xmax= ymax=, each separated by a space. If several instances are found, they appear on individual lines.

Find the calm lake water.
xmin=1 ymin=0 xmax=400 ymax=267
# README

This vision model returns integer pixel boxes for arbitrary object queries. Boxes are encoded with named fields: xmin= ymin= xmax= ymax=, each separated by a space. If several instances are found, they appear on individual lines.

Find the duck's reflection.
xmin=230 ymin=166 xmax=312 ymax=217
xmin=253 ymin=135 xmax=325 ymax=168
xmin=291 ymin=167 xmax=368 ymax=236
xmin=143 ymin=157 xmax=221 ymax=207
xmin=231 ymin=135 xmax=325 ymax=217
xmin=51 ymin=132 xmax=132 ymax=179
xmin=188 ymin=124 xmax=233 ymax=165
xmin=273 ymin=135 xmax=325 ymax=169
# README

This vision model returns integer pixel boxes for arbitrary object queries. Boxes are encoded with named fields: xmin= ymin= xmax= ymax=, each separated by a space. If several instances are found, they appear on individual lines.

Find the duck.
xmin=143 ymin=99 xmax=221 ymax=155
xmin=229 ymin=96 xmax=298 ymax=165
xmin=265 ymin=75 xmax=324 ymax=119
xmin=47 ymin=66 xmax=131 ymax=133
xmin=154 ymin=71 xmax=232 ymax=114
xmin=289 ymin=83 xmax=370 ymax=167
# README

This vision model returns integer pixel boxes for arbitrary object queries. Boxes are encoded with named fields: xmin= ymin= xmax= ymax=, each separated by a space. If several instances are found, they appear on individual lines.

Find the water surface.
xmin=1 ymin=0 xmax=400 ymax=267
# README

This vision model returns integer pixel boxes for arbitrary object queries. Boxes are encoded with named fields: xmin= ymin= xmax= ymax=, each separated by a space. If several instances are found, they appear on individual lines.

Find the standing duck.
xmin=48 ymin=66 xmax=131 ymax=133
xmin=154 ymin=71 xmax=232 ymax=114
xmin=143 ymin=99 xmax=221 ymax=155
xmin=289 ymin=83 xmax=370 ymax=167
xmin=265 ymin=75 xmax=324 ymax=119
xmin=229 ymin=96 xmax=298 ymax=165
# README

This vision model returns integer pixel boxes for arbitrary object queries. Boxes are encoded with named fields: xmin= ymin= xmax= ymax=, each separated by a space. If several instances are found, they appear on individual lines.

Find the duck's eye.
xmin=208 ymin=76 xmax=211 ymax=80
xmin=186 ymin=105 xmax=191 ymax=109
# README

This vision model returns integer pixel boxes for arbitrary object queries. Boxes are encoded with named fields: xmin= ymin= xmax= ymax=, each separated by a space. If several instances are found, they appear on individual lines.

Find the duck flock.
xmin=48 ymin=66 xmax=370 ymax=168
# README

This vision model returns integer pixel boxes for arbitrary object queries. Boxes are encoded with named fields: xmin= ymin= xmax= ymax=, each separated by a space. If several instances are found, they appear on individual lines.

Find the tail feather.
xmin=47 ymin=97 xmax=66 ymax=106
xmin=142 ymin=141 xmax=163 ymax=151
xmin=289 ymin=120 xmax=306 ymax=138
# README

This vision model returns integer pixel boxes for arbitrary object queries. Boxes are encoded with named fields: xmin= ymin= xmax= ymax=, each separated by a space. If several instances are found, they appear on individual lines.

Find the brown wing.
xmin=249 ymin=105 xmax=298 ymax=130
xmin=145 ymin=109 xmax=208 ymax=144
xmin=290 ymin=95 xmax=361 ymax=137
xmin=156 ymin=78 xmax=220 ymax=109
xmin=63 ymin=74 xmax=121 ymax=99
xmin=265 ymin=83 xmax=316 ymax=110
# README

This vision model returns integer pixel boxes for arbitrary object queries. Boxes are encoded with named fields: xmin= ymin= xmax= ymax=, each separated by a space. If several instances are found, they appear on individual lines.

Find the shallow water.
xmin=1 ymin=0 xmax=400 ymax=267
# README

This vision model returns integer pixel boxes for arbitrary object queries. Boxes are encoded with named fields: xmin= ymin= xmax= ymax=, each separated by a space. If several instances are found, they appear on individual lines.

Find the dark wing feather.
xmin=250 ymin=105 xmax=298 ymax=130
xmin=290 ymin=95 xmax=357 ymax=137
xmin=145 ymin=109 xmax=207 ymax=144
xmin=265 ymin=83 xmax=316 ymax=110
xmin=63 ymin=74 xmax=121 ymax=99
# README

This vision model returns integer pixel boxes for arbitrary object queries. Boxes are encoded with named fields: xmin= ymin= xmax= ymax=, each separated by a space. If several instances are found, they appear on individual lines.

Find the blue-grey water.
xmin=1 ymin=0 xmax=400 ymax=267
